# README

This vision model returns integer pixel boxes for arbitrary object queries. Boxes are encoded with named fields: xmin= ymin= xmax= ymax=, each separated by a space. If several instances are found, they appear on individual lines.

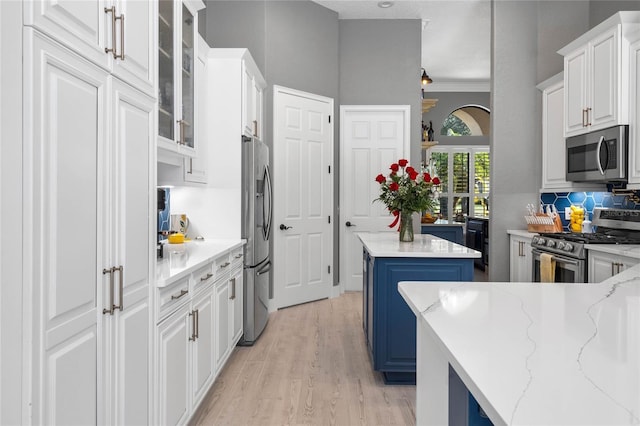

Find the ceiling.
xmin=312 ymin=0 xmax=491 ymax=91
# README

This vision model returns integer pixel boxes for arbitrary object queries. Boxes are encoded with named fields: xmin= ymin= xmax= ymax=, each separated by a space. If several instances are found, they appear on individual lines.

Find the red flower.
xmin=389 ymin=182 xmax=399 ymax=191
xmin=375 ymin=174 xmax=386 ymax=184
xmin=406 ymin=166 xmax=416 ymax=174
xmin=432 ymin=176 xmax=441 ymax=185
xmin=408 ymin=170 xmax=419 ymax=180
xmin=398 ymin=159 xmax=408 ymax=167
xmin=423 ymin=173 xmax=431 ymax=182
xmin=390 ymin=163 xmax=399 ymax=172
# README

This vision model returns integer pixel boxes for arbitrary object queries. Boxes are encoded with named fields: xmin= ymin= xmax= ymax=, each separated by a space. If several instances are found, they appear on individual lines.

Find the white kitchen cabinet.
xmin=183 ymin=34 xmax=209 ymax=184
xmin=628 ymin=37 xmax=640 ymax=187
xmin=157 ymin=302 xmax=191 ymax=426
xmin=559 ymin=13 xmax=640 ymax=137
xmin=24 ymin=0 xmax=156 ymax=96
xmin=230 ymin=267 xmax=244 ymax=344
xmin=191 ymin=284 xmax=215 ymax=408
xmin=587 ymin=250 xmax=640 ymax=283
xmin=157 ymin=0 xmax=205 ymax=158
xmin=214 ymin=276 xmax=231 ymax=370
xmin=25 ymin=28 xmax=153 ymax=425
xmin=509 ymin=234 xmax=533 ymax=282
xmin=242 ymin=59 xmax=265 ymax=139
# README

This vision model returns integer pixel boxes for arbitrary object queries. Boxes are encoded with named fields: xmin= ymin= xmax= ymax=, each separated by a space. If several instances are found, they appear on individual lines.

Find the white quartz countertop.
xmin=356 ymin=232 xmax=480 ymax=258
xmin=585 ymin=243 xmax=640 ymax=259
xmin=156 ymin=239 xmax=245 ymax=287
xmin=421 ymin=219 xmax=465 ymax=226
xmin=507 ymin=229 xmax=537 ymax=239
xmin=399 ymin=264 xmax=640 ymax=425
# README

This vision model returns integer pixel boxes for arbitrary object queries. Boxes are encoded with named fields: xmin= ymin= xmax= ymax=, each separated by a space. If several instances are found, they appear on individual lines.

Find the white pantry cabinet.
xmin=509 ymin=233 xmax=533 ymax=282
xmin=24 ymin=28 xmax=154 ymax=425
xmin=587 ymin=249 xmax=640 ymax=282
xmin=157 ymin=0 xmax=205 ymax=158
xmin=559 ymin=12 xmax=640 ymax=138
xmin=24 ymin=0 xmax=156 ymax=96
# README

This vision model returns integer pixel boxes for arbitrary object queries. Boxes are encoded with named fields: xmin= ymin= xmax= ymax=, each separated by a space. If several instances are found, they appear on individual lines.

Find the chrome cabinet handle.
xmin=114 ymin=265 xmax=124 ymax=311
xmin=195 ymin=309 xmax=199 ymax=339
xmin=187 ymin=158 xmax=193 ymax=174
xmin=200 ymin=272 xmax=213 ymax=282
xmin=230 ymin=277 xmax=236 ymax=300
xmin=253 ymin=120 xmax=258 ymax=138
xmin=171 ymin=289 xmax=188 ymax=300
xmin=189 ymin=310 xmax=198 ymax=341
xmin=103 ymin=267 xmax=115 ymax=315
xmin=104 ymin=7 xmax=124 ymax=59
xmin=582 ymin=108 xmax=587 ymax=127
xmin=234 ymin=254 xmax=243 ymax=259
xmin=220 ymin=262 xmax=230 ymax=269
xmin=586 ymin=107 xmax=592 ymax=126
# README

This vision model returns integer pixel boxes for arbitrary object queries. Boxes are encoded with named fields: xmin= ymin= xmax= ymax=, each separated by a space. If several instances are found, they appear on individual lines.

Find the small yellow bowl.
xmin=168 ymin=233 xmax=185 ymax=244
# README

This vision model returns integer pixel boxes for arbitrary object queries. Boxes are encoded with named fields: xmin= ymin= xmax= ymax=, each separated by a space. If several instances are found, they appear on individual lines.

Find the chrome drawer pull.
xmin=220 ymin=262 xmax=230 ymax=269
xmin=200 ymin=272 xmax=213 ymax=282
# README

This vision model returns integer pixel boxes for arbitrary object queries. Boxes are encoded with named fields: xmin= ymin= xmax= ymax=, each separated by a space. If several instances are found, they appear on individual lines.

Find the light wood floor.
xmin=191 ymin=292 xmax=416 ymax=426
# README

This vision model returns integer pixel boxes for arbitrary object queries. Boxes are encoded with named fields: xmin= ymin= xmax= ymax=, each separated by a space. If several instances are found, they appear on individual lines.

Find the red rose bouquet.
xmin=374 ymin=159 xmax=440 ymax=241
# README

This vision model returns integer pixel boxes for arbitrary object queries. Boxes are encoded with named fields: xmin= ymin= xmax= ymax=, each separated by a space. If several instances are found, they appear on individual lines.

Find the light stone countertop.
xmin=506 ymin=229 xmax=537 ymax=239
xmin=156 ymin=239 xmax=245 ymax=287
xmin=399 ymin=264 xmax=640 ymax=425
xmin=585 ymin=243 xmax=640 ymax=259
xmin=420 ymin=219 xmax=465 ymax=226
xmin=356 ymin=232 xmax=480 ymax=258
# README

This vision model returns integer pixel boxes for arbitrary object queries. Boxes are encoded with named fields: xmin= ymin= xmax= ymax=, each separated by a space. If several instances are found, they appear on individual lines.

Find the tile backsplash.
xmin=540 ymin=191 xmax=640 ymax=231
xmin=158 ymin=188 xmax=170 ymax=239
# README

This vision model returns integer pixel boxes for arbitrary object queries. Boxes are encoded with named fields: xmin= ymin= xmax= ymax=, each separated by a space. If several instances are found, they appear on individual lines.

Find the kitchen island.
xmin=399 ymin=265 xmax=640 ymax=425
xmin=357 ymin=232 xmax=481 ymax=384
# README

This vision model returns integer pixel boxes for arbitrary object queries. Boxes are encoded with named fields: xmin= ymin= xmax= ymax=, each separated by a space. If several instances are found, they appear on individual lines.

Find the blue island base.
xmin=382 ymin=371 xmax=416 ymax=385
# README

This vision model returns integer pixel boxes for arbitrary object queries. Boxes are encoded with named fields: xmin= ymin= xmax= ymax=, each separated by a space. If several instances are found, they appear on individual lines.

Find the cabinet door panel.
xmin=192 ymin=290 xmax=214 ymax=405
xmin=112 ymin=0 xmax=155 ymax=94
xmin=231 ymin=270 xmax=244 ymax=342
xmin=215 ymin=281 xmax=230 ymax=369
xmin=26 ymin=29 xmax=108 ymax=425
xmin=25 ymin=0 xmax=110 ymax=70
xmin=565 ymin=48 xmax=588 ymax=136
xmin=158 ymin=307 xmax=190 ymax=426
xmin=590 ymin=30 xmax=617 ymax=129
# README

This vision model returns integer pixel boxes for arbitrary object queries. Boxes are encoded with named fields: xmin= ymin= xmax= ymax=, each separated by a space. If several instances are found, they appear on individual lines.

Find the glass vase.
xmin=399 ymin=211 xmax=414 ymax=242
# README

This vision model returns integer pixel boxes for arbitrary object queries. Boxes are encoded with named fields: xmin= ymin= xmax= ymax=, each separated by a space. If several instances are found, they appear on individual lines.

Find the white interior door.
xmin=339 ymin=106 xmax=410 ymax=292
xmin=273 ymin=86 xmax=333 ymax=309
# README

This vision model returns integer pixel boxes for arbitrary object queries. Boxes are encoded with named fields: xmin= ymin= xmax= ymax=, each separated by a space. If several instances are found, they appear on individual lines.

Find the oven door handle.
xmin=532 ymin=249 xmax=581 ymax=266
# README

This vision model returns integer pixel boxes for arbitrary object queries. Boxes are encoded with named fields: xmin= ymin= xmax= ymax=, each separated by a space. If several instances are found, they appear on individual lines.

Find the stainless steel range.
xmin=531 ymin=207 xmax=640 ymax=283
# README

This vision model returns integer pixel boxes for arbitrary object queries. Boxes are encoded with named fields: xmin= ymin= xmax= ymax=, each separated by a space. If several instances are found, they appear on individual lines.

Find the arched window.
xmin=440 ymin=105 xmax=490 ymax=136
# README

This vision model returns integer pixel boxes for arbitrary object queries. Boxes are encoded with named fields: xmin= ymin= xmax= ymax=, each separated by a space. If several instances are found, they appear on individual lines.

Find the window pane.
xmin=432 ymin=196 xmax=447 ymax=217
xmin=453 ymin=196 xmax=469 ymax=219
xmin=453 ymin=153 xmax=469 ymax=193
xmin=474 ymin=152 xmax=490 ymax=194
xmin=474 ymin=196 xmax=489 ymax=218
xmin=431 ymin=152 xmax=448 ymax=193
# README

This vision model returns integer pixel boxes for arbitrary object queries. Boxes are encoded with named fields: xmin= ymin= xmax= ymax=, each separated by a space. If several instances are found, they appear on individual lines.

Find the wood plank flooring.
xmin=191 ymin=292 xmax=416 ymax=426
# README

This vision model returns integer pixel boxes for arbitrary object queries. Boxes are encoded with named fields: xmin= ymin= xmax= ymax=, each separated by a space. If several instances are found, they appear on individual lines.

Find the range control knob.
xmin=546 ymin=240 xmax=556 ymax=248
xmin=564 ymin=243 xmax=574 ymax=252
xmin=537 ymin=238 xmax=545 ymax=246
xmin=557 ymin=241 xmax=565 ymax=250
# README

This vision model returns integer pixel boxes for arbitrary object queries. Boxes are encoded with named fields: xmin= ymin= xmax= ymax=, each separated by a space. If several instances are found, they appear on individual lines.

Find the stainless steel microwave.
xmin=566 ymin=125 xmax=628 ymax=183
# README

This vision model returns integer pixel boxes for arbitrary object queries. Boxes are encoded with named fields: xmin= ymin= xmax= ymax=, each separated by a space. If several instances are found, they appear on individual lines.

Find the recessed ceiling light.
xmin=378 ymin=1 xmax=394 ymax=8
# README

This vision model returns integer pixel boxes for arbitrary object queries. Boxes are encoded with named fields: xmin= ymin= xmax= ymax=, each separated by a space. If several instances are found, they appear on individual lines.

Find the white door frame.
xmin=271 ymin=85 xmax=334 ymax=311
xmin=338 ymin=105 xmax=411 ymax=294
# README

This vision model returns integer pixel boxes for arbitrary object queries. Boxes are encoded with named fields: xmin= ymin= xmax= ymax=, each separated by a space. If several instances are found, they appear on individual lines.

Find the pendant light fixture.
xmin=421 ymin=68 xmax=433 ymax=85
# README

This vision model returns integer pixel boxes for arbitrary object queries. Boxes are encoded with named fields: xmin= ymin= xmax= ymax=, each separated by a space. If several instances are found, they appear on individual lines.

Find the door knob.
xmin=345 ymin=221 xmax=356 ymax=227
xmin=279 ymin=224 xmax=292 ymax=230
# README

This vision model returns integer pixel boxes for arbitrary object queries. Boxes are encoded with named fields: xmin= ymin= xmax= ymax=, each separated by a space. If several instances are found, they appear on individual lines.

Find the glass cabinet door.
xmin=181 ymin=4 xmax=195 ymax=148
xmin=158 ymin=0 xmax=174 ymax=140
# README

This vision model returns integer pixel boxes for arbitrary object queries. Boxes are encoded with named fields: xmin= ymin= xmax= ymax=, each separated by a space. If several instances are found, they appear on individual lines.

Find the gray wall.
xmin=421 ymin=92 xmax=491 ymax=149
xmin=339 ymin=19 xmax=423 ymax=166
xmin=590 ymin=0 xmax=640 ymax=28
xmin=491 ymin=0 xmax=541 ymax=282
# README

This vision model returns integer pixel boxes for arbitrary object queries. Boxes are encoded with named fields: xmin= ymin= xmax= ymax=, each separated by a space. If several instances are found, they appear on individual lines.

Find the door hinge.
xmin=328 ymin=115 xmax=331 ymax=123
xmin=328 ymin=265 xmax=331 ymax=274
xmin=328 ymin=215 xmax=331 ymax=224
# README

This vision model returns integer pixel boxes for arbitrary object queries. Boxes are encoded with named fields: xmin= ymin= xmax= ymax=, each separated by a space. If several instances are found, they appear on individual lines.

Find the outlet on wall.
xmin=565 ymin=207 xmax=571 ymax=220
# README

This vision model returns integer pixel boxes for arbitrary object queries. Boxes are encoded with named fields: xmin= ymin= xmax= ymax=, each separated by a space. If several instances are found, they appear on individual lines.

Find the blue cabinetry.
xmin=362 ymin=249 xmax=474 ymax=384
xmin=421 ymin=225 xmax=464 ymax=244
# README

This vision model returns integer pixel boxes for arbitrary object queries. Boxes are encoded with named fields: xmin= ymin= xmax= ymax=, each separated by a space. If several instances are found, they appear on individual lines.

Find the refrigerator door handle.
xmin=263 ymin=164 xmax=273 ymax=240
xmin=256 ymin=260 xmax=271 ymax=276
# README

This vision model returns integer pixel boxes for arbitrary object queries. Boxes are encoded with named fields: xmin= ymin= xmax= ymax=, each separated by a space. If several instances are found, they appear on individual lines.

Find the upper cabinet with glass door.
xmin=25 ymin=0 xmax=156 ymax=96
xmin=158 ymin=0 xmax=205 ymax=157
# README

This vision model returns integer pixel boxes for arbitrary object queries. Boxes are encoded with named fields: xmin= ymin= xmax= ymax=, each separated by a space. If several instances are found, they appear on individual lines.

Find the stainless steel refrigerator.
xmin=240 ymin=135 xmax=272 ymax=345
